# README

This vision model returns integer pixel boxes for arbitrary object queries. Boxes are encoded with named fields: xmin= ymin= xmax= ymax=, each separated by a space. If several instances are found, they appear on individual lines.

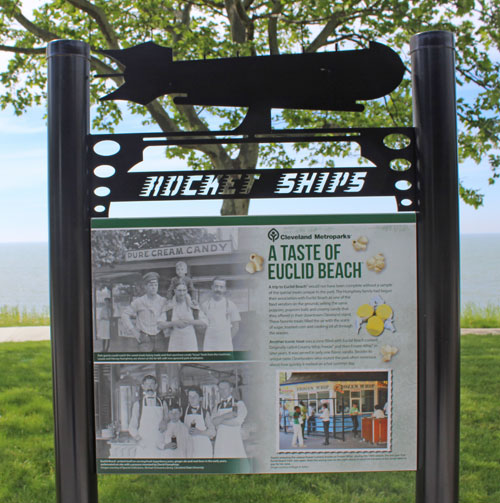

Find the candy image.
xmin=376 ymin=304 xmax=393 ymax=320
xmin=357 ymin=304 xmax=374 ymax=320
xmin=366 ymin=315 xmax=385 ymax=336
xmin=355 ymin=296 xmax=395 ymax=336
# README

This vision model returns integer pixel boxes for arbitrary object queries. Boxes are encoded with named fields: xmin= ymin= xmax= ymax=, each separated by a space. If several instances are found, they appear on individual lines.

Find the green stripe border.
xmin=92 ymin=213 xmax=415 ymax=229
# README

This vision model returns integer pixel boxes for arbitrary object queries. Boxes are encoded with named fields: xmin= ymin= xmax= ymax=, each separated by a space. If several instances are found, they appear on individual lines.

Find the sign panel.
xmin=91 ymin=214 xmax=417 ymax=474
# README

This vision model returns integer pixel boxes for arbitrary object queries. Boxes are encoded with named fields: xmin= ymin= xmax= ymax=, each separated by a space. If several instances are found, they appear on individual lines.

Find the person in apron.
xmin=201 ymin=278 xmax=241 ymax=351
xmin=96 ymin=298 xmax=112 ymax=352
xmin=162 ymin=282 xmax=207 ymax=352
xmin=212 ymin=380 xmax=247 ymax=458
xmin=158 ymin=402 xmax=193 ymax=458
xmin=128 ymin=375 xmax=168 ymax=458
xmin=183 ymin=386 xmax=215 ymax=458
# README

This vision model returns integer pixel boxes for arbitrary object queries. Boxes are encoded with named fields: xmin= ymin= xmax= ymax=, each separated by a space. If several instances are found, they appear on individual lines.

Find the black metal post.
xmin=411 ymin=31 xmax=460 ymax=503
xmin=47 ymin=40 xmax=98 ymax=503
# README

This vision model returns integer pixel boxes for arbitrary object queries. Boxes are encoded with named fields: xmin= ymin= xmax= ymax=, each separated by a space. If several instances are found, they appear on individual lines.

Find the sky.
xmin=1 ymin=100 xmax=498 ymax=243
xmin=0 ymin=2 xmax=499 ymax=242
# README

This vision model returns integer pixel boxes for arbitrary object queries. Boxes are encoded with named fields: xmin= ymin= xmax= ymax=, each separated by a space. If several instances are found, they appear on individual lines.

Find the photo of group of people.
xmin=91 ymin=226 xmax=258 ymax=355
xmin=278 ymin=370 xmax=390 ymax=451
xmin=92 ymin=223 xmax=263 ymax=470
xmin=94 ymin=362 xmax=258 ymax=460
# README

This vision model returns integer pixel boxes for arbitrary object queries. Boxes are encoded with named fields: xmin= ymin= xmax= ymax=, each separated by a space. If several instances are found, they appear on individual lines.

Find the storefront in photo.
xmin=92 ymin=226 xmax=259 ymax=353
xmin=279 ymin=371 xmax=389 ymax=447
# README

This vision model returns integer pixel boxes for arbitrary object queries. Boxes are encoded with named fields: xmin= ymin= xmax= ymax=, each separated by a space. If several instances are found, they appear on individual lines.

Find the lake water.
xmin=0 ymin=234 xmax=499 ymax=310
xmin=0 ymin=242 xmax=49 ymax=310
xmin=460 ymin=234 xmax=500 ymax=307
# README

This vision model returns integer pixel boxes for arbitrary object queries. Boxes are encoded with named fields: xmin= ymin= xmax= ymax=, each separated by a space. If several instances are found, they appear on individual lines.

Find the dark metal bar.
xmin=47 ymin=40 xmax=98 ymax=503
xmin=88 ymin=125 xmax=414 ymax=139
xmin=411 ymin=31 xmax=460 ymax=503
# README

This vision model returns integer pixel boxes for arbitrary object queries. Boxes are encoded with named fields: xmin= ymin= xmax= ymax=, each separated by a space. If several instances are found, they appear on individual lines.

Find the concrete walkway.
xmin=460 ymin=328 xmax=500 ymax=335
xmin=0 ymin=326 xmax=499 ymax=343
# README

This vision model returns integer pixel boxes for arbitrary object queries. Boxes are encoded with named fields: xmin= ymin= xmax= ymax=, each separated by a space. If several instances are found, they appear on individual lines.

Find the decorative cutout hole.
xmin=94 ymin=165 xmax=116 ymax=178
xmin=395 ymin=180 xmax=412 ymax=191
xmin=401 ymin=199 xmax=412 ymax=207
xmin=390 ymin=158 xmax=411 ymax=171
xmin=129 ymin=146 xmax=193 ymax=172
xmin=94 ymin=186 xmax=111 ymax=197
xmin=93 ymin=140 xmax=120 ymax=156
xmin=94 ymin=205 xmax=106 ymax=213
xmin=383 ymin=134 xmax=411 ymax=150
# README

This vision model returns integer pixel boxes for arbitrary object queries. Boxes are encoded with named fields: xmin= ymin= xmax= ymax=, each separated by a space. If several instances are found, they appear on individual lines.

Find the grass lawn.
xmin=0 ymin=335 xmax=498 ymax=503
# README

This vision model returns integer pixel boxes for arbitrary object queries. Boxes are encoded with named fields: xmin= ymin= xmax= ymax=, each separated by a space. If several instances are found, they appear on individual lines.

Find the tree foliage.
xmin=1 ymin=0 xmax=499 ymax=212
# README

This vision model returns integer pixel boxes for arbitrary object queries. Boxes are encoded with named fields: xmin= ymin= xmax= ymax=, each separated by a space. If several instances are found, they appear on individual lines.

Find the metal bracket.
xmin=87 ymin=127 xmax=416 ymax=217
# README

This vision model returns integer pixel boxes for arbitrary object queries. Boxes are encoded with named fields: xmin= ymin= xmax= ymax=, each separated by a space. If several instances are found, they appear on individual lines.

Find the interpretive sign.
xmin=91 ymin=213 xmax=416 ymax=474
xmin=47 ymin=33 xmax=460 ymax=503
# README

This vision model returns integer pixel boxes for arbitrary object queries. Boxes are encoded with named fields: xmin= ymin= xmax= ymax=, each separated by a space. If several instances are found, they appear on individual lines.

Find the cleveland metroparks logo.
xmin=267 ymin=228 xmax=279 ymax=242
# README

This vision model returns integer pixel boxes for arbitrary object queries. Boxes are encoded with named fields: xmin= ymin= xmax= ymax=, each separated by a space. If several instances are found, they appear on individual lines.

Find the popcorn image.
xmin=381 ymin=345 xmax=399 ymax=362
xmin=367 ymin=253 xmax=386 ymax=272
xmin=249 ymin=253 xmax=264 ymax=270
xmin=245 ymin=261 xmax=257 ymax=274
xmin=246 ymin=253 xmax=264 ymax=274
xmin=352 ymin=236 xmax=369 ymax=251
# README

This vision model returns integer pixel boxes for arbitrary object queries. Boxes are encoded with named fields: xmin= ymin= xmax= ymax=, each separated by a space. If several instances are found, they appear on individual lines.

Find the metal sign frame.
xmin=47 ymin=31 xmax=460 ymax=503
xmin=87 ymin=127 xmax=417 ymax=217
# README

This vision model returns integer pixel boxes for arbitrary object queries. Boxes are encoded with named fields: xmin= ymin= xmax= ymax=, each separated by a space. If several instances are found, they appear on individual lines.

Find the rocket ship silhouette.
xmin=100 ymin=41 xmax=405 ymax=133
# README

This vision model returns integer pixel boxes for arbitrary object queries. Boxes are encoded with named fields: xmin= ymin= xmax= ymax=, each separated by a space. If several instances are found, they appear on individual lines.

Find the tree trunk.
xmin=220 ymin=198 xmax=250 ymax=215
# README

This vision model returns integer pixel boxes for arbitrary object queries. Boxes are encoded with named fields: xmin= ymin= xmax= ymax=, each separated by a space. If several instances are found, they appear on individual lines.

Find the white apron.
xmin=96 ymin=305 xmax=111 ymax=340
xmin=213 ymin=398 xmax=247 ymax=458
xmin=160 ymin=421 xmax=193 ymax=458
xmin=96 ymin=318 xmax=110 ymax=340
xmin=135 ymin=398 xmax=165 ymax=458
xmin=203 ymin=298 xmax=233 ymax=351
xmin=184 ymin=407 xmax=213 ymax=458
xmin=167 ymin=303 xmax=198 ymax=352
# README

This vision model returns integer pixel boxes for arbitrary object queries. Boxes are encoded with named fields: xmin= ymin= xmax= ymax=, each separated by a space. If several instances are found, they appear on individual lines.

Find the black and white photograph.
xmin=91 ymin=225 xmax=260 ymax=355
xmin=278 ymin=370 xmax=391 ymax=451
xmin=94 ymin=362 xmax=260 ymax=461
